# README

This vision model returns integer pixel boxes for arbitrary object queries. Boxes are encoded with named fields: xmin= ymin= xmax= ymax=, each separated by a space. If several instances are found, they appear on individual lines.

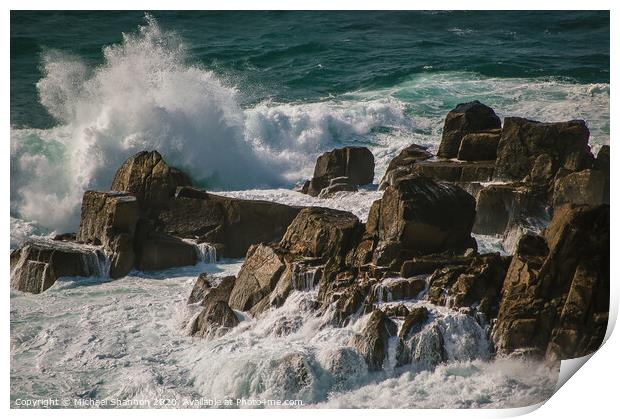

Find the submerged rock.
xmin=10 ymin=239 xmax=107 ymax=294
xmin=437 ymin=101 xmax=501 ymax=159
xmin=187 ymin=273 xmax=236 ymax=306
xmin=492 ymin=204 xmax=609 ymax=361
xmin=302 ymin=147 xmax=375 ymax=197
xmin=190 ymin=300 xmax=239 ymax=338
xmin=349 ymin=310 xmax=398 ymax=371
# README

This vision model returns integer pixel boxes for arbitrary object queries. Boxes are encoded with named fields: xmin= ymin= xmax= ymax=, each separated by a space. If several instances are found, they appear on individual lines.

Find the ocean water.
xmin=10 ymin=11 xmax=609 ymax=408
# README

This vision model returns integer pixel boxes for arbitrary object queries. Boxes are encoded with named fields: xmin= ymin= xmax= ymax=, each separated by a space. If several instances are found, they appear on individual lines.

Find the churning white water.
xmin=10 ymin=257 xmax=559 ymax=408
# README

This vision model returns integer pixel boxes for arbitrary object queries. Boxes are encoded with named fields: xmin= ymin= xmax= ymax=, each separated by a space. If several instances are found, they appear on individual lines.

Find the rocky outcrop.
xmin=457 ymin=130 xmax=501 ymax=161
xmin=110 ymin=150 xmax=191 ymax=208
xmin=427 ymin=253 xmax=511 ymax=320
xmin=374 ymin=277 xmax=426 ymax=302
xmin=154 ymin=187 xmax=302 ymax=258
xmin=187 ymin=274 xmax=236 ymax=307
xmin=552 ymin=169 xmax=608 ymax=211
xmin=135 ymin=233 xmax=197 ymax=271
xmin=190 ymin=300 xmax=239 ymax=338
xmin=494 ymin=118 xmax=594 ymax=184
xmin=399 ymin=306 xmax=429 ymax=340
xmin=228 ymin=244 xmax=286 ymax=312
xmin=379 ymin=144 xmax=433 ymax=190
xmin=362 ymin=176 xmax=476 ymax=269
xmin=10 ymin=239 xmax=107 ymax=294
xmin=349 ymin=310 xmax=398 ymax=371
xmin=77 ymin=191 xmax=140 ymax=278
xmin=472 ymin=183 xmax=548 ymax=236
xmin=437 ymin=101 xmax=501 ymax=159
xmin=302 ymin=147 xmax=375 ymax=197
xmin=492 ymin=205 xmax=609 ymax=361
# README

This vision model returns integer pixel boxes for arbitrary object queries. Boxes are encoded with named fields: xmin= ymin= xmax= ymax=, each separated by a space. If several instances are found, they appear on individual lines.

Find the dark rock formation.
xmin=228 ymin=244 xmax=286 ymax=312
xmin=349 ymin=310 xmax=398 ymax=371
xmin=427 ymin=253 xmax=511 ymax=320
xmin=379 ymin=144 xmax=433 ymax=190
xmin=317 ymin=177 xmax=359 ymax=198
xmin=472 ymin=183 xmax=548 ymax=236
xmin=438 ymin=101 xmax=501 ymax=159
xmin=363 ymin=176 xmax=476 ymax=269
xmin=110 ymin=150 xmax=190 ymax=208
xmin=399 ymin=306 xmax=429 ymax=340
xmin=400 ymin=254 xmax=475 ymax=277
xmin=187 ymin=273 xmax=236 ymax=306
xmin=457 ymin=130 xmax=501 ymax=161
xmin=552 ymin=169 xmax=608 ymax=211
xmin=492 ymin=205 xmax=609 ymax=361
xmin=135 ymin=233 xmax=197 ymax=271
xmin=190 ymin=300 xmax=239 ymax=338
xmin=77 ymin=191 xmax=140 ymax=278
xmin=10 ymin=239 xmax=107 ymax=294
xmin=374 ymin=277 xmax=426 ymax=302
xmin=155 ymin=187 xmax=302 ymax=258
xmin=494 ymin=118 xmax=594 ymax=183
xmin=302 ymin=147 xmax=375 ymax=197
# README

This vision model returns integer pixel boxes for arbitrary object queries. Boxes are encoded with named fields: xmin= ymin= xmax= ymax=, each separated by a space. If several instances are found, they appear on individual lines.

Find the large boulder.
xmin=154 ymin=187 xmax=302 ymax=258
xmin=76 ymin=191 xmax=140 ymax=278
xmin=457 ymin=130 xmax=501 ymax=161
xmin=228 ymin=244 xmax=286 ymax=312
xmin=10 ymin=239 xmax=107 ymax=294
xmin=494 ymin=117 xmax=594 ymax=183
xmin=437 ymin=101 xmax=501 ymax=159
xmin=110 ymin=150 xmax=191 ymax=208
xmin=492 ymin=205 xmax=609 ymax=361
xmin=365 ymin=176 xmax=476 ymax=267
xmin=302 ymin=147 xmax=375 ymax=197
xmin=349 ymin=310 xmax=398 ymax=371
xmin=379 ymin=144 xmax=433 ymax=190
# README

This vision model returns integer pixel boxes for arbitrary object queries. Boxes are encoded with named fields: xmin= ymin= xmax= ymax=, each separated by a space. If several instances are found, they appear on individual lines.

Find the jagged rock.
xmin=154 ymin=187 xmax=302 ymax=258
xmin=552 ymin=169 xmax=608 ymax=210
xmin=427 ymin=253 xmax=511 ymax=320
xmin=135 ymin=233 xmax=197 ymax=271
xmin=365 ymin=176 xmax=476 ymax=268
xmin=494 ymin=118 xmax=594 ymax=183
xmin=379 ymin=144 xmax=433 ymax=189
xmin=382 ymin=304 xmax=410 ymax=318
xmin=399 ymin=306 xmax=429 ymax=339
xmin=110 ymin=150 xmax=191 ymax=208
xmin=437 ymin=101 xmax=502 ymax=159
xmin=349 ymin=310 xmax=398 ymax=371
xmin=457 ymin=130 xmax=501 ymax=161
xmin=280 ymin=207 xmax=363 ymax=264
xmin=374 ymin=277 xmax=426 ymax=302
xmin=228 ymin=244 xmax=286 ymax=312
xmin=472 ymin=183 xmax=548 ymax=236
xmin=383 ymin=159 xmax=495 ymax=189
xmin=187 ymin=274 xmax=236 ymax=307
xmin=302 ymin=147 xmax=375 ymax=197
xmin=77 ymin=191 xmax=140 ymax=278
xmin=492 ymin=205 xmax=609 ymax=361
xmin=190 ymin=300 xmax=239 ymax=338
xmin=400 ymin=254 xmax=475 ymax=277
xmin=10 ymin=239 xmax=107 ymax=294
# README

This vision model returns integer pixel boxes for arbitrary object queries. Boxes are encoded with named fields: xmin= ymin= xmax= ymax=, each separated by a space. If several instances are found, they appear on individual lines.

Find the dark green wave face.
xmin=10 ymin=10 xmax=610 ymax=129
